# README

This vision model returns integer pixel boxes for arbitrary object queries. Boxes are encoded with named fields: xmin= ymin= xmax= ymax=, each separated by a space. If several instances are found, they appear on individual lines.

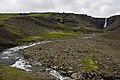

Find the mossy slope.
xmin=0 ymin=12 xmax=113 ymax=51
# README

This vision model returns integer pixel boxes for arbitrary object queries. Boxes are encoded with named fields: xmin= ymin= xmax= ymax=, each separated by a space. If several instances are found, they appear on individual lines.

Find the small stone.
xmin=53 ymin=66 xmax=58 ymax=69
xmin=35 ymin=62 xmax=42 ymax=66
xmin=95 ymin=61 xmax=98 ymax=63
xmin=63 ymin=77 xmax=73 ymax=80
xmin=68 ymin=67 xmax=73 ymax=70
xmin=68 ymin=70 xmax=73 ymax=73
xmin=71 ymin=73 xmax=77 ymax=78
xmin=79 ymin=64 xmax=83 ymax=67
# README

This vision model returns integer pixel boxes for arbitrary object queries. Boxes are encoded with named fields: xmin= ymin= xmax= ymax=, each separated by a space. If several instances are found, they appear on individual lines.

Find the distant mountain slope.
xmin=0 ymin=12 xmax=120 ymax=51
xmin=0 ymin=13 xmax=105 ymax=42
xmin=106 ymin=15 xmax=120 ymax=31
xmin=102 ymin=15 xmax=120 ymax=40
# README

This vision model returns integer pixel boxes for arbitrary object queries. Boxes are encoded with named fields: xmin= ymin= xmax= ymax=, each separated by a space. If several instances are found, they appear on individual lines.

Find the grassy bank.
xmin=20 ymin=31 xmax=82 ymax=42
xmin=0 ymin=14 xmax=19 ymax=24
xmin=0 ymin=65 xmax=55 ymax=80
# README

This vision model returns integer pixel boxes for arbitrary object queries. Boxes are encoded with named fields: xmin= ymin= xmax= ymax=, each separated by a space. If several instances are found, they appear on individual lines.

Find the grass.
xmin=0 ymin=14 xmax=19 ymax=24
xmin=28 ymin=13 xmax=51 ymax=17
xmin=70 ymin=25 xmax=83 ymax=30
xmin=4 ymin=24 xmax=24 ymax=36
xmin=70 ymin=15 xmax=81 ymax=22
xmin=0 ymin=13 xmax=83 ymax=42
xmin=43 ymin=31 xmax=78 ymax=38
xmin=81 ymin=57 xmax=99 ymax=71
xmin=101 ymin=31 xmax=120 ymax=41
xmin=80 ymin=50 xmax=99 ymax=71
xmin=20 ymin=36 xmax=42 ymax=42
xmin=0 ymin=13 xmax=102 ymax=44
xmin=58 ymin=23 xmax=68 ymax=28
xmin=49 ymin=14 xmax=62 ymax=19
xmin=0 ymin=13 xmax=51 ymax=24
xmin=0 ymin=65 xmax=53 ymax=80
xmin=20 ymin=31 xmax=81 ymax=42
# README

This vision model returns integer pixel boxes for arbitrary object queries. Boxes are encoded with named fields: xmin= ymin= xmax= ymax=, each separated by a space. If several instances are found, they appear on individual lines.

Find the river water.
xmin=0 ymin=35 xmax=96 ymax=80
xmin=0 ymin=41 xmax=70 ymax=80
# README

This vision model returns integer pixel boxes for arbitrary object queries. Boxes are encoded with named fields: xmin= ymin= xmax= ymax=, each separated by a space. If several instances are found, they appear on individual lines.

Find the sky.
xmin=0 ymin=0 xmax=120 ymax=17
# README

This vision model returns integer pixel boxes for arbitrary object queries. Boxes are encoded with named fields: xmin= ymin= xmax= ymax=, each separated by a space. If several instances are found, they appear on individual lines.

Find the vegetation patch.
xmin=49 ymin=14 xmax=62 ymax=19
xmin=43 ymin=31 xmax=78 ymax=38
xmin=4 ymin=24 xmax=24 ymax=36
xmin=71 ymin=25 xmax=83 ymax=30
xmin=81 ymin=57 xmax=99 ymax=71
xmin=0 ymin=14 xmax=19 ymax=24
xmin=28 ymin=13 xmax=51 ymax=17
xmin=90 ymin=50 xmax=99 ymax=55
xmin=0 ymin=65 xmax=55 ymax=80
xmin=20 ymin=36 xmax=42 ymax=42
xmin=101 ymin=31 xmax=120 ymax=40
xmin=58 ymin=23 xmax=69 ymax=28
xmin=70 ymin=15 xmax=81 ymax=22
xmin=20 ymin=31 xmax=81 ymax=42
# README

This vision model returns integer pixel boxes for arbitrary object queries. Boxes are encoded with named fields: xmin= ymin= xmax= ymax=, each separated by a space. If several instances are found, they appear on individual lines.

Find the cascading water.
xmin=104 ymin=18 xmax=107 ymax=28
xmin=0 ymin=41 xmax=68 ymax=80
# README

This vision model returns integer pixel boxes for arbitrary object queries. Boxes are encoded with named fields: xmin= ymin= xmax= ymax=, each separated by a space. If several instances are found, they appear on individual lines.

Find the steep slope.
xmin=0 ymin=24 xmax=20 ymax=52
xmin=102 ymin=15 xmax=120 ymax=40
xmin=0 ymin=13 xmax=120 ymax=79
xmin=0 ymin=12 xmax=111 ymax=51
xmin=106 ymin=15 xmax=120 ymax=31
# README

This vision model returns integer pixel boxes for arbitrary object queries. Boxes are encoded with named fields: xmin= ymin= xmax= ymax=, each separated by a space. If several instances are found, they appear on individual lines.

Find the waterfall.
xmin=104 ymin=18 xmax=107 ymax=28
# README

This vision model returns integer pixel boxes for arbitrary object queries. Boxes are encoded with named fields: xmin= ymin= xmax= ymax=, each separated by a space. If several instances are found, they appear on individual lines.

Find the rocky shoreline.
xmin=22 ymin=35 xmax=120 ymax=80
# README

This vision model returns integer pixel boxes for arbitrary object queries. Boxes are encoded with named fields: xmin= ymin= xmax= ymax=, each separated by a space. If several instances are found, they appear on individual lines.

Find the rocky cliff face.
xmin=106 ymin=15 xmax=120 ymax=30
xmin=101 ymin=15 xmax=120 ymax=40
xmin=49 ymin=13 xmax=105 ymax=29
xmin=73 ymin=14 xmax=105 ymax=29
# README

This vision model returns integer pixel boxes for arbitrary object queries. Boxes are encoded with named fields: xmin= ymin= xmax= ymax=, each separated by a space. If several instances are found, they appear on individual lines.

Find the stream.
xmin=0 ymin=41 xmax=70 ymax=80
xmin=0 ymin=17 xmax=115 ymax=79
xmin=0 ymin=35 xmax=96 ymax=80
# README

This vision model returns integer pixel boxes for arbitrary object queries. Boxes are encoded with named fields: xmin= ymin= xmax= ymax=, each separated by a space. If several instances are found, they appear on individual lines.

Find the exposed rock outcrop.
xmin=106 ymin=15 xmax=120 ymax=30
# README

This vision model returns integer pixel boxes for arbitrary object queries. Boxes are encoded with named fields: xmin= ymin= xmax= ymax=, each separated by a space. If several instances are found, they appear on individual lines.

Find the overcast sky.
xmin=0 ymin=0 xmax=120 ymax=17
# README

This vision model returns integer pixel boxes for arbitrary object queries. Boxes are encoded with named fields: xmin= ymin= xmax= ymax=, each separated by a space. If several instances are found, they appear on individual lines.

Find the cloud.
xmin=0 ymin=0 xmax=55 ymax=12
xmin=0 ymin=0 xmax=120 ymax=17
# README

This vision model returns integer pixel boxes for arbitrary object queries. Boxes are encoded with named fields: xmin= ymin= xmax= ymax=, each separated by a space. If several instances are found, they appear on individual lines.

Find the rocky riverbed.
xmin=22 ymin=35 xmax=120 ymax=80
